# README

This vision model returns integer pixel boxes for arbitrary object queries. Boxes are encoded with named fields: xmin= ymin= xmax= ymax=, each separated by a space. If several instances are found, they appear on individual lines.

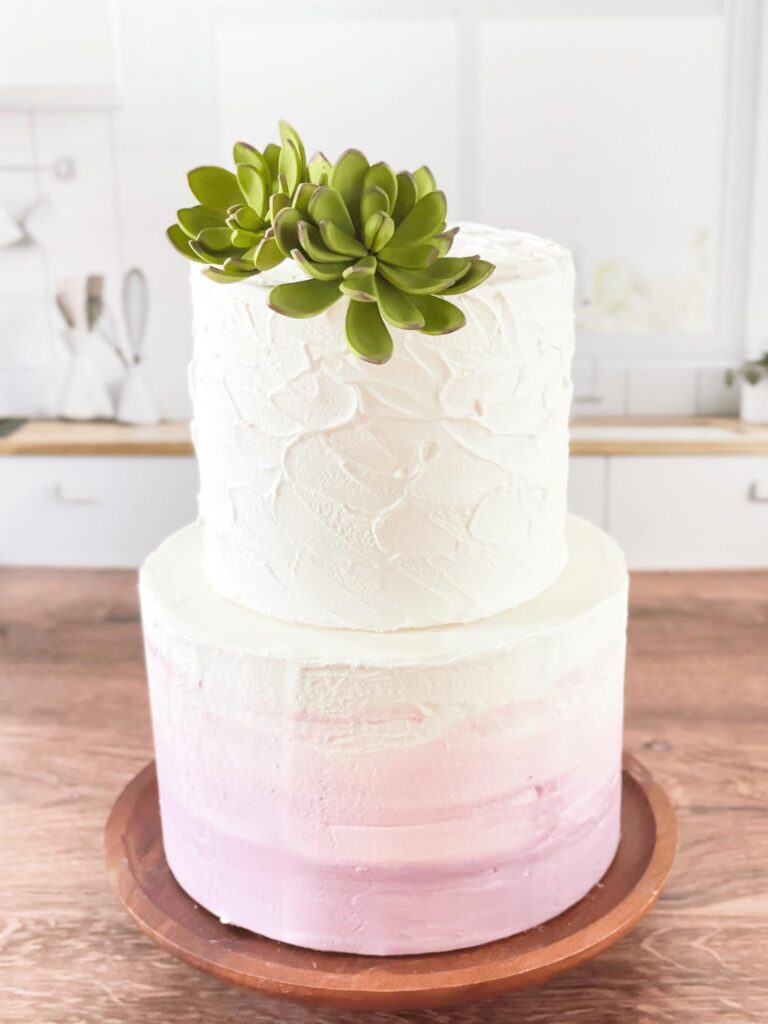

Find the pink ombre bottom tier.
xmin=140 ymin=517 xmax=628 ymax=955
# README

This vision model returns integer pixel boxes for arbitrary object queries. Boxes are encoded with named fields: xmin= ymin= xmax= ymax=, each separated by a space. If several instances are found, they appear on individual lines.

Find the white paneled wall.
xmin=0 ymin=0 xmax=761 ymax=419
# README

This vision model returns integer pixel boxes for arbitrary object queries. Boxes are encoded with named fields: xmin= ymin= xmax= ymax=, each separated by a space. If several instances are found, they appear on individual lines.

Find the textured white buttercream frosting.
xmin=190 ymin=223 xmax=575 ymax=631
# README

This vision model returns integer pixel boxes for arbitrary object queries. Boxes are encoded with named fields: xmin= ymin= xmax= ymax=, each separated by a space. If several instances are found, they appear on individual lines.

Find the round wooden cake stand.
xmin=104 ymin=753 xmax=676 ymax=1011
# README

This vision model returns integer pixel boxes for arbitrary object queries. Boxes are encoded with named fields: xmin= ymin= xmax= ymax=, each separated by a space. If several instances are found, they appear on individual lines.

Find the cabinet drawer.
xmin=0 ymin=456 xmax=198 ymax=567
xmin=608 ymin=456 xmax=768 ymax=569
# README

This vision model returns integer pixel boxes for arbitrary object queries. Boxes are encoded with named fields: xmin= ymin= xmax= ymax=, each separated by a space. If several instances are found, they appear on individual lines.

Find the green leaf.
xmin=340 ymin=274 xmax=376 ymax=302
xmin=269 ymin=192 xmax=291 ymax=224
xmin=375 ymin=275 xmax=425 ymax=330
xmin=292 ymin=249 xmax=351 ymax=282
xmin=410 ymin=294 xmax=466 ymax=335
xmin=392 ymin=171 xmax=416 ymax=224
xmin=292 ymin=182 xmax=316 ymax=218
xmin=360 ymin=185 xmax=390 ymax=225
xmin=364 ymin=162 xmax=398 ymax=213
xmin=231 ymin=227 xmax=266 ymax=248
xmin=235 ymin=205 xmax=265 ymax=232
xmin=177 ymin=206 xmax=223 ymax=238
xmin=253 ymin=235 xmax=284 ymax=271
xmin=203 ymin=267 xmax=248 ymax=284
xmin=278 ymin=137 xmax=302 ymax=198
xmin=190 ymin=238 xmax=238 ymax=264
xmin=413 ymin=164 xmax=437 ymax=201
xmin=438 ymin=258 xmax=495 ymax=295
xmin=308 ymin=151 xmax=332 ymax=186
xmin=188 ymin=166 xmax=241 ymax=215
xmin=342 ymin=255 xmax=377 ymax=278
xmin=197 ymin=226 xmax=238 ymax=253
xmin=223 ymin=257 xmax=257 ymax=274
xmin=268 ymin=278 xmax=341 ymax=319
xmin=273 ymin=207 xmax=305 ymax=257
xmin=370 ymin=214 xmax=395 ymax=252
xmin=233 ymin=142 xmax=270 ymax=182
xmin=319 ymin=220 xmax=368 ymax=258
xmin=278 ymin=120 xmax=306 ymax=170
xmin=329 ymin=149 xmax=369 ymax=230
xmin=345 ymin=300 xmax=394 ymax=364
xmin=308 ymin=186 xmax=355 ymax=236
xmin=237 ymin=164 xmax=269 ymax=218
xmin=434 ymin=226 xmax=458 ymax=257
xmin=389 ymin=190 xmax=447 ymax=247
xmin=378 ymin=242 xmax=439 ymax=269
xmin=378 ymin=256 xmax=469 ymax=295
xmin=264 ymin=142 xmax=281 ymax=183
xmin=297 ymin=221 xmax=346 ymax=263
xmin=363 ymin=211 xmax=387 ymax=251
xmin=167 ymin=224 xmax=207 ymax=263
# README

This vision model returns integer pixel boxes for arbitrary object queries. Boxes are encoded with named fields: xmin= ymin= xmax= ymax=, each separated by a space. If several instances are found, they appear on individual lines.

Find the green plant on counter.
xmin=166 ymin=122 xmax=495 ymax=363
xmin=725 ymin=352 xmax=768 ymax=386
xmin=166 ymin=121 xmax=308 ymax=282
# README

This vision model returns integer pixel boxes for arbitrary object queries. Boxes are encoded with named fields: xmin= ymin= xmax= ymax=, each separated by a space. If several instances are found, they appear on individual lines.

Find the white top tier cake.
xmin=190 ymin=224 xmax=574 ymax=630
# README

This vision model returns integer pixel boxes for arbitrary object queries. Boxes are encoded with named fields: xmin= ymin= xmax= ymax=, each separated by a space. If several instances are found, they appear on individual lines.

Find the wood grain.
xmin=2 ymin=417 xmax=768 ymax=458
xmin=1 ymin=566 xmax=767 ymax=1023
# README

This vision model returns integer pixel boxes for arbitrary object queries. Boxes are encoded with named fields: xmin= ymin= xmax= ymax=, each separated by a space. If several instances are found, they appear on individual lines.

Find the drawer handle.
xmin=54 ymin=482 xmax=100 ymax=505
xmin=747 ymin=482 xmax=768 ymax=504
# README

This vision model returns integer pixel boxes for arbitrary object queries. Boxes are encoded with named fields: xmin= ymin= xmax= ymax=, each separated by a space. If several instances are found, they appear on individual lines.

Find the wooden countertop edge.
xmin=1 ymin=419 xmax=768 ymax=457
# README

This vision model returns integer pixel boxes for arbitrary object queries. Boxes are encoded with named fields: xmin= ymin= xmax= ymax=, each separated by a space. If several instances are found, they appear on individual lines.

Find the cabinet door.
xmin=568 ymin=456 xmax=607 ymax=528
xmin=608 ymin=456 xmax=768 ymax=569
xmin=0 ymin=456 xmax=198 ymax=567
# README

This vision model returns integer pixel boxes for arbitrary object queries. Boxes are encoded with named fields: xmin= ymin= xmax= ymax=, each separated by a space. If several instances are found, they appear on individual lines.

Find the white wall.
xmin=0 ymin=0 xmax=763 ymax=420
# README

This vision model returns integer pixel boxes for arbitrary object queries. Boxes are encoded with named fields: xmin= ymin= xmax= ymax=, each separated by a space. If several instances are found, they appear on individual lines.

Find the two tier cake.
xmin=142 ymin=125 xmax=628 ymax=955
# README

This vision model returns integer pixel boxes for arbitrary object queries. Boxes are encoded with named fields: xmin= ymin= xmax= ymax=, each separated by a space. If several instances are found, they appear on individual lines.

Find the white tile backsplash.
xmin=571 ymin=359 xmax=627 ymax=416
xmin=0 ymin=113 xmax=33 ymax=148
xmin=33 ymin=111 xmax=111 ymax=151
xmin=697 ymin=365 xmax=741 ymax=416
xmin=0 ymin=298 xmax=51 ymax=366
xmin=627 ymin=364 xmax=699 ymax=416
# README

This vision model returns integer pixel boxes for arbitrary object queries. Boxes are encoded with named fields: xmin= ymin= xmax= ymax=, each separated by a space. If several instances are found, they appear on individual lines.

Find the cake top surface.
xmin=141 ymin=517 xmax=626 ymax=667
xmin=194 ymin=222 xmax=571 ymax=294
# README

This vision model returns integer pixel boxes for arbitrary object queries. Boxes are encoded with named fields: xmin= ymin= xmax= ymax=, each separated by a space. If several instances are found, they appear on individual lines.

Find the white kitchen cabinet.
xmin=567 ymin=456 xmax=607 ymax=528
xmin=607 ymin=456 xmax=768 ymax=569
xmin=0 ymin=456 xmax=197 ymax=567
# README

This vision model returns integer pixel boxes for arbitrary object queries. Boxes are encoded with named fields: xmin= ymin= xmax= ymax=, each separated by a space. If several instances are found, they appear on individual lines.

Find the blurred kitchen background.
xmin=1 ymin=0 xmax=767 ymax=570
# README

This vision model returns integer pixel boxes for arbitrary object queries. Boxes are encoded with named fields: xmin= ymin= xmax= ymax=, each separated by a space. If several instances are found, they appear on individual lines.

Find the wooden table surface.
xmin=1 ymin=567 xmax=767 ymax=1023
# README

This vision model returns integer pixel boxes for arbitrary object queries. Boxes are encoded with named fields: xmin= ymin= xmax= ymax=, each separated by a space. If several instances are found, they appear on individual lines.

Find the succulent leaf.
xmin=167 ymin=224 xmax=207 ymax=262
xmin=269 ymin=192 xmax=291 ymax=223
xmin=231 ymin=227 xmax=266 ymax=248
xmin=190 ymin=239 xmax=235 ymax=264
xmin=319 ymin=220 xmax=368 ymax=259
xmin=188 ymin=166 xmax=242 ymax=215
xmin=363 ymin=211 xmax=388 ymax=251
xmin=274 ymin=207 xmax=307 ymax=257
xmin=391 ymin=171 xmax=417 ymax=224
xmin=378 ymin=256 xmax=469 ymax=295
xmin=292 ymin=182 xmax=316 ymax=217
xmin=297 ymin=221 xmax=347 ymax=264
xmin=378 ymin=242 xmax=439 ymax=270
xmin=233 ymin=142 xmax=270 ymax=183
xmin=234 ymin=205 xmax=265 ymax=232
xmin=279 ymin=121 xmax=306 ymax=170
xmin=433 ymin=226 xmax=458 ymax=257
xmin=345 ymin=300 xmax=393 ymax=364
xmin=292 ymin=248 xmax=351 ymax=282
xmin=410 ymin=293 xmax=466 ymax=334
xmin=237 ymin=164 xmax=269 ymax=218
xmin=177 ymin=206 xmax=224 ymax=238
xmin=253 ymin=235 xmax=285 ymax=271
xmin=412 ymin=164 xmax=437 ymax=201
xmin=308 ymin=186 xmax=355 ymax=236
xmin=364 ymin=162 xmax=398 ymax=213
xmin=329 ymin=149 xmax=369 ymax=230
xmin=340 ymin=274 xmax=377 ymax=302
xmin=264 ymin=142 xmax=281 ymax=182
xmin=438 ymin=258 xmax=495 ymax=295
xmin=360 ymin=185 xmax=390 ymax=225
xmin=343 ymin=255 xmax=377 ymax=278
xmin=197 ymin=226 xmax=239 ymax=253
xmin=278 ymin=137 xmax=302 ymax=198
xmin=308 ymin=151 xmax=332 ymax=186
xmin=389 ymin=190 xmax=447 ymax=248
xmin=203 ymin=267 xmax=246 ymax=284
xmin=370 ymin=214 xmax=395 ymax=252
xmin=268 ymin=278 xmax=341 ymax=318
xmin=223 ymin=257 xmax=258 ymax=274
xmin=374 ymin=275 xmax=425 ymax=330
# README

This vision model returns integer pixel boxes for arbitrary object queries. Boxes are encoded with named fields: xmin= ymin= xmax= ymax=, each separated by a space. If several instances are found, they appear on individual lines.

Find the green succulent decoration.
xmin=167 ymin=122 xmax=495 ymax=363
xmin=166 ymin=120 xmax=309 ymax=283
